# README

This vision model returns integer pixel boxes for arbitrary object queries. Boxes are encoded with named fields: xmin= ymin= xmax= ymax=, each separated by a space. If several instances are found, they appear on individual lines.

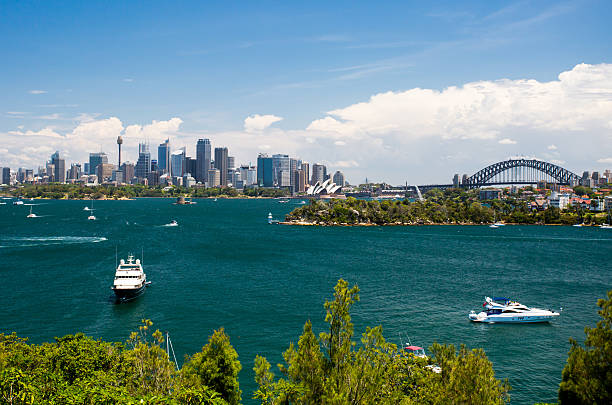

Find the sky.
xmin=1 ymin=0 xmax=612 ymax=184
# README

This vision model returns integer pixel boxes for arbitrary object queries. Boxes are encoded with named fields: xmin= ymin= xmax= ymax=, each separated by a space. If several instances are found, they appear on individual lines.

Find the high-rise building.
xmin=135 ymin=143 xmax=151 ymax=179
xmin=97 ymin=163 xmax=115 ymax=183
xmin=84 ymin=163 xmax=90 ymax=174
xmin=1 ymin=167 xmax=10 ymax=185
xmin=171 ymin=148 xmax=186 ymax=177
xmin=214 ymin=147 xmax=228 ymax=186
xmin=89 ymin=152 xmax=108 ymax=175
xmin=257 ymin=154 xmax=273 ymax=187
xmin=69 ymin=163 xmax=82 ymax=180
xmin=227 ymin=156 xmax=235 ymax=170
xmin=185 ymin=157 xmax=196 ymax=177
xmin=121 ymin=162 xmax=135 ymax=184
xmin=332 ymin=170 xmax=345 ymax=187
xmin=301 ymin=162 xmax=310 ymax=186
xmin=311 ymin=163 xmax=326 ymax=185
xmin=289 ymin=158 xmax=298 ymax=187
xmin=272 ymin=154 xmax=290 ymax=186
xmin=293 ymin=169 xmax=306 ymax=193
xmin=46 ymin=163 xmax=55 ymax=182
xmin=158 ymin=139 xmax=171 ymax=174
xmin=195 ymin=138 xmax=211 ymax=183
xmin=51 ymin=151 xmax=66 ymax=183
xmin=208 ymin=168 xmax=221 ymax=187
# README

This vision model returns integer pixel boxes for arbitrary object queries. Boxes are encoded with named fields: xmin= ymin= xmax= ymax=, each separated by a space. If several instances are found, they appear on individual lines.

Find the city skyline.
xmin=1 ymin=1 xmax=612 ymax=183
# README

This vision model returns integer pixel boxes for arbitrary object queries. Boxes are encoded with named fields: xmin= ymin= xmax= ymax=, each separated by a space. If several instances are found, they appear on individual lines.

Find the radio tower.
xmin=117 ymin=136 xmax=123 ymax=167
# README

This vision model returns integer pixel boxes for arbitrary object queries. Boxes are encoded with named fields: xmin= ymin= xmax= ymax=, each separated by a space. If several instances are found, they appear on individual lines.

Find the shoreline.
xmin=280 ymin=220 xmax=595 ymax=227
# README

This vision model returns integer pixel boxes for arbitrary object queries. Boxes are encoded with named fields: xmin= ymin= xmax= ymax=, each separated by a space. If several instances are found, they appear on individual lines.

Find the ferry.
xmin=469 ymin=297 xmax=560 ymax=323
xmin=111 ymin=254 xmax=149 ymax=301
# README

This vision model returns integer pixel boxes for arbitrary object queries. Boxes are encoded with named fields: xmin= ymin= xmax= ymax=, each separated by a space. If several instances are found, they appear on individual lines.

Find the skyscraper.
xmin=117 ymin=136 xmax=123 ymax=167
xmin=332 ymin=170 xmax=345 ymax=187
xmin=257 ymin=153 xmax=273 ymax=187
xmin=171 ymin=148 xmax=186 ymax=177
xmin=293 ymin=169 xmax=306 ymax=193
xmin=135 ymin=143 xmax=151 ymax=179
xmin=1 ymin=167 xmax=10 ymax=185
xmin=51 ymin=151 xmax=66 ymax=183
xmin=89 ymin=152 xmax=108 ymax=175
xmin=158 ymin=139 xmax=171 ymax=174
xmin=214 ymin=147 xmax=228 ymax=186
xmin=311 ymin=163 xmax=326 ymax=185
xmin=272 ymin=154 xmax=290 ymax=187
xmin=301 ymin=162 xmax=310 ymax=186
xmin=195 ymin=138 xmax=211 ymax=183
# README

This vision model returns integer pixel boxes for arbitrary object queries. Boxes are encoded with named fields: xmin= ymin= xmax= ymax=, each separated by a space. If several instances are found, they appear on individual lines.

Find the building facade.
xmin=157 ymin=139 xmax=171 ymax=174
xmin=89 ymin=152 xmax=108 ymax=175
xmin=214 ymin=147 xmax=228 ymax=186
xmin=196 ymin=138 xmax=211 ymax=183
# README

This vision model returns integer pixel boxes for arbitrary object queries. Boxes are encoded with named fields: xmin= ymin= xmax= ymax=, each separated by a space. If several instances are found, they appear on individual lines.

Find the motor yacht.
xmin=87 ymin=214 xmax=96 ymax=220
xmin=111 ymin=254 xmax=149 ymax=300
xmin=469 ymin=297 xmax=560 ymax=323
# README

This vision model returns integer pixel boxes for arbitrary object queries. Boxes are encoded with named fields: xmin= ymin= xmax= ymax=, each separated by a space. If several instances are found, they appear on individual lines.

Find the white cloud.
xmin=550 ymin=159 xmax=566 ymax=165
xmin=597 ymin=157 xmax=612 ymax=164
xmin=498 ymin=138 xmax=517 ymax=145
xmin=244 ymin=114 xmax=283 ymax=132
xmin=124 ymin=117 xmax=183 ymax=140
xmin=8 ymin=128 xmax=63 ymax=138
xmin=28 ymin=90 xmax=47 ymax=94
xmin=334 ymin=140 xmax=346 ymax=146
xmin=547 ymin=144 xmax=558 ymax=150
xmin=123 ymin=78 xmax=134 ymax=82
xmin=330 ymin=160 xmax=359 ymax=168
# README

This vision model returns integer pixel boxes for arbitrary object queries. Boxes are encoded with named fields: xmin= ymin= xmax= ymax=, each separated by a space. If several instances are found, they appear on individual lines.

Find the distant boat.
xmin=87 ymin=200 xmax=96 ymax=220
xmin=13 ymin=200 xmax=23 ymax=205
xmin=26 ymin=206 xmax=37 ymax=218
xmin=268 ymin=212 xmax=279 ymax=224
xmin=165 ymin=220 xmax=178 ymax=227
xmin=572 ymin=223 xmax=584 ymax=227
xmin=278 ymin=199 xmax=289 ymax=203
xmin=489 ymin=224 xmax=498 ymax=228
xmin=600 ymin=224 xmax=612 ymax=229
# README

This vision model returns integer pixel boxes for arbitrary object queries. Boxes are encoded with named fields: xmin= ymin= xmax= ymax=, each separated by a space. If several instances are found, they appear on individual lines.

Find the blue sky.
xmin=2 ymin=0 xmax=612 ymax=183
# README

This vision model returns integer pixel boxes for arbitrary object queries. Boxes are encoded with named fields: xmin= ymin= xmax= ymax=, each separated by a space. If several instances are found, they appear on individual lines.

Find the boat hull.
xmin=112 ymin=284 xmax=146 ymax=301
xmin=469 ymin=312 xmax=558 ymax=323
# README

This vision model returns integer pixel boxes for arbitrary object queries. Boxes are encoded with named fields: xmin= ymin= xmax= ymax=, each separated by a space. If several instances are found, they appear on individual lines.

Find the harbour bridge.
xmin=410 ymin=158 xmax=581 ymax=193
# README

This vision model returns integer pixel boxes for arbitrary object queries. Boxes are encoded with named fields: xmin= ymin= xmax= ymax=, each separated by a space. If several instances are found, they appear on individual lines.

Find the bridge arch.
xmin=464 ymin=158 xmax=580 ymax=188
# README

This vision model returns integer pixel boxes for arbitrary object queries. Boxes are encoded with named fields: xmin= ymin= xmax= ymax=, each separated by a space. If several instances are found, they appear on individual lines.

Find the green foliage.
xmin=0 ymin=319 xmax=231 ymax=404
xmin=558 ymin=290 xmax=612 ymax=405
xmin=253 ymin=279 xmax=509 ymax=405
xmin=182 ymin=328 xmax=242 ymax=405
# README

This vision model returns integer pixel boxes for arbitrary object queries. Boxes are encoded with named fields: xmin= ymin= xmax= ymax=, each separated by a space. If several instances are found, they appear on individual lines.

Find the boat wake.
xmin=0 ymin=236 xmax=107 ymax=248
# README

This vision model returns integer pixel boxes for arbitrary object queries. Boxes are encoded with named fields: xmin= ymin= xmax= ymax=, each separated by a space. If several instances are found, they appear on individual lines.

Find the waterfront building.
xmin=171 ymin=148 xmax=186 ymax=177
xmin=158 ymin=139 xmax=171 ymax=174
xmin=208 ymin=168 xmax=221 ymax=187
xmin=51 ymin=151 xmax=66 ymax=183
xmin=135 ymin=143 xmax=151 ymax=179
xmin=332 ymin=170 xmax=345 ymax=187
xmin=272 ymin=154 xmax=290 ymax=186
xmin=196 ymin=138 xmax=211 ymax=183
xmin=1 ymin=167 xmax=10 ymax=185
xmin=293 ymin=169 xmax=306 ymax=193
xmin=548 ymin=191 xmax=570 ymax=210
xmin=89 ymin=152 xmax=108 ymax=175
xmin=311 ymin=163 xmax=326 ymax=185
xmin=257 ymin=153 xmax=273 ymax=187
xmin=97 ymin=163 xmax=115 ymax=183
xmin=121 ymin=162 xmax=135 ymax=184
xmin=214 ymin=147 xmax=228 ymax=186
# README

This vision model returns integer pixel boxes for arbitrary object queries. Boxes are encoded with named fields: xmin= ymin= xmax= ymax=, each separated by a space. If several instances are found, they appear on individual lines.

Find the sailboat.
xmin=87 ymin=200 xmax=96 ymax=220
xmin=26 ymin=206 xmax=37 ymax=218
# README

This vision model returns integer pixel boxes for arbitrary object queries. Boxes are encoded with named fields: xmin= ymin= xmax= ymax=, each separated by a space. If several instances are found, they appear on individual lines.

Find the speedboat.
xmin=489 ymin=224 xmax=498 ymax=228
xmin=469 ymin=297 xmax=560 ymax=323
xmin=13 ymin=200 xmax=24 ymax=205
xmin=111 ymin=254 xmax=149 ymax=301
xmin=165 ymin=220 xmax=178 ymax=226
xmin=404 ymin=345 xmax=442 ymax=373
xmin=494 ymin=221 xmax=505 ymax=226
xmin=573 ymin=223 xmax=584 ymax=227
xmin=87 ymin=214 xmax=96 ymax=220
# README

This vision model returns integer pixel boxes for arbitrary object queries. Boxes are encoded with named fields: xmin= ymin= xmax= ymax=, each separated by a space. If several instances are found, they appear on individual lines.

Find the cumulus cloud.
xmin=597 ymin=157 xmax=612 ymax=164
xmin=244 ymin=114 xmax=283 ymax=132
xmin=498 ymin=138 xmax=517 ymax=145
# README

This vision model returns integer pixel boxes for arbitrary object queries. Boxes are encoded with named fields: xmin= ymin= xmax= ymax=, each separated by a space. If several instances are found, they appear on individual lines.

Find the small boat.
xmin=278 ymin=199 xmax=290 ymax=203
xmin=165 ymin=220 xmax=178 ymax=227
xmin=403 ymin=345 xmax=442 ymax=373
xmin=83 ymin=206 xmax=90 ymax=211
xmin=88 ymin=214 xmax=96 ymax=220
xmin=600 ymin=224 xmax=612 ymax=229
xmin=493 ymin=222 xmax=505 ymax=226
xmin=26 ymin=206 xmax=37 ymax=218
xmin=572 ymin=223 xmax=584 ymax=227
xmin=111 ymin=254 xmax=148 ymax=301
xmin=489 ymin=224 xmax=498 ymax=228
xmin=13 ymin=200 xmax=24 ymax=205
xmin=469 ymin=297 xmax=560 ymax=323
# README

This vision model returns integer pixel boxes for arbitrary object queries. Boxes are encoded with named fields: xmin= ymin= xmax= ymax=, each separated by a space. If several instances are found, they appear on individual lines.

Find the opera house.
xmin=306 ymin=179 xmax=345 ymax=198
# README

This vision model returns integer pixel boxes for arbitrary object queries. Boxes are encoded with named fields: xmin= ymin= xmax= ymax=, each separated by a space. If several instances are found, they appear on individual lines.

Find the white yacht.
xmin=469 ymin=296 xmax=560 ymax=323
xmin=111 ymin=254 xmax=148 ymax=300
xmin=26 ymin=206 xmax=37 ymax=218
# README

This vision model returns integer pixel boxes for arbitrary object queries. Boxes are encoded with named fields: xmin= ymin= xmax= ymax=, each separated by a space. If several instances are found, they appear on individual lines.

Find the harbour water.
xmin=1 ymin=198 xmax=610 ymax=404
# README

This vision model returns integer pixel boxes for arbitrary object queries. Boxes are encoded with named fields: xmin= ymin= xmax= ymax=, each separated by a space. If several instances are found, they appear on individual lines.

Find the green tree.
xmin=558 ymin=290 xmax=612 ymax=404
xmin=182 ymin=328 xmax=241 ymax=405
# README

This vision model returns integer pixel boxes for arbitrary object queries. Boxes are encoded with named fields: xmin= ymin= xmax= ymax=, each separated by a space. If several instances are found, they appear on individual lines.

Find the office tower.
xmin=185 ymin=157 xmax=196 ymax=177
xmin=112 ymin=170 xmax=123 ymax=184
xmin=171 ymin=148 xmax=186 ymax=177
xmin=332 ymin=170 xmax=345 ymax=187
xmin=51 ymin=151 xmax=66 ymax=183
xmin=69 ymin=163 xmax=81 ymax=180
xmin=135 ymin=143 xmax=151 ymax=179
xmin=89 ymin=152 xmax=108 ymax=175
xmin=301 ymin=162 xmax=310 ymax=186
xmin=271 ymin=154 xmax=290 ymax=186
xmin=227 ymin=156 xmax=235 ymax=170
xmin=46 ymin=163 xmax=55 ymax=182
xmin=25 ymin=169 xmax=33 ymax=182
xmin=158 ymin=139 xmax=171 ymax=173
xmin=214 ymin=147 xmax=228 ymax=186
xmin=311 ymin=163 xmax=326 ymax=185
xmin=1 ymin=167 xmax=10 ymax=185
xmin=150 ymin=159 xmax=158 ymax=173
xmin=97 ymin=163 xmax=115 ymax=183
xmin=257 ymin=153 xmax=273 ymax=187
xmin=196 ymin=138 xmax=211 ymax=183
xmin=117 ymin=136 xmax=123 ymax=167
xmin=208 ymin=168 xmax=221 ymax=187
xmin=293 ymin=169 xmax=306 ymax=193
xmin=147 ymin=171 xmax=160 ymax=186
xmin=121 ymin=162 xmax=135 ymax=184
xmin=84 ymin=163 xmax=90 ymax=174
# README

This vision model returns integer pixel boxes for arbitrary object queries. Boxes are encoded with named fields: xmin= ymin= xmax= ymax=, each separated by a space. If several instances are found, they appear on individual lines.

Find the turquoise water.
xmin=1 ymin=198 xmax=610 ymax=404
